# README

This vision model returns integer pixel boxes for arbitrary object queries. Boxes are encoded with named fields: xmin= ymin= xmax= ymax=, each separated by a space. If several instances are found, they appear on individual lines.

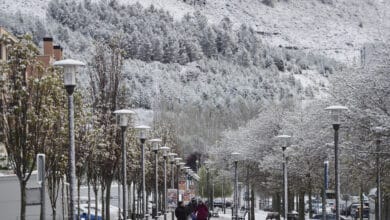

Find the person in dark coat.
xmin=175 ymin=201 xmax=189 ymax=220
xmin=196 ymin=200 xmax=209 ymax=220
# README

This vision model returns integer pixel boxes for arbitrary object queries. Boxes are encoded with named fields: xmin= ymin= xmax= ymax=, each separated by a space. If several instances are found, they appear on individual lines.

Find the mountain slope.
xmin=3 ymin=0 xmax=387 ymax=65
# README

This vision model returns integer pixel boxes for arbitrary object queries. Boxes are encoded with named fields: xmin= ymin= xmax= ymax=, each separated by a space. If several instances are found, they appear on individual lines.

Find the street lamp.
xmin=373 ymin=126 xmax=384 ymax=220
xmin=160 ymin=146 xmax=170 ymax=220
xmin=114 ymin=109 xmax=136 ymax=220
xmin=135 ymin=125 xmax=151 ymax=220
xmin=167 ymin=153 xmax=177 ymax=220
xmin=174 ymin=157 xmax=182 ymax=204
xmin=53 ymin=59 xmax=85 ymax=220
xmin=231 ymin=152 xmax=241 ymax=220
xmin=204 ymin=160 xmax=211 ymax=214
xmin=149 ymin=138 xmax=162 ymax=220
xmin=178 ymin=162 xmax=186 ymax=202
xmin=276 ymin=134 xmax=291 ymax=220
xmin=325 ymin=105 xmax=348 ymax=220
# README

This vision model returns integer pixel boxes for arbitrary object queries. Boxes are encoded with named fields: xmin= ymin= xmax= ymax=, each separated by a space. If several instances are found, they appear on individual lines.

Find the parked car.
xmin=76 ymin=197 xmax=121 ymax=220
xmin=78 ymin=203 xmax=102 ymax=220
xmin=351 ymin=206 xmax=369 ymax=219
xmin=310 ymin=213 xmax=348 ymax=220
xmin=349 ymin=202 xmax=369 ymax=218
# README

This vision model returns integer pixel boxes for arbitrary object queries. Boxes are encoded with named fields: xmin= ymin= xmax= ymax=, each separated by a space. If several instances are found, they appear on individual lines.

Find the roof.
xmin=0 ymin=27 xmax=18 ymax=43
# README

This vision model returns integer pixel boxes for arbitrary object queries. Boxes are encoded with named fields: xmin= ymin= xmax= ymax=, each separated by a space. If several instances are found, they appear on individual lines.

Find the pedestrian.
xmin=175 ymin=201 xmax=189 ymax=220
xmin=195 ymin=200 xmax=209 ymax=220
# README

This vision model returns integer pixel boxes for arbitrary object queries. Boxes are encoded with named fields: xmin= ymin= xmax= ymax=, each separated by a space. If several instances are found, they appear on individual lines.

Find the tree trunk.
xmin=106 ymin=179 xmax=112 ymax=220
xmin=132 ymin=183 xmax=136 ymax=220
xmin=273 ymin=193 xmax=281 ymax=214
xmin=288 ymin=190 xmax=294 ymax=212
xmin=308 ymin=182 xmax=313 ymax=218
xmin=298 ymin=191 xmax=305 ymax=220
xmin=360 ymin=185 xmax=363 ymax=220
xmin=93 ymin=186 xmax=98 ymax=220
xmin=102 ymin=186 xmax=105 ymax=220
xmin=62 ymin=178 xmax=65 ymax=220
xmin=384 ymin=194 xmax=390 ymax=220
xmin=19 ymin=180 xmax=27 ymax=220
xmin=78 ymin=179 xmax=81 ymax=220
xmin=250 ymin=188 xmax=255 ymax=220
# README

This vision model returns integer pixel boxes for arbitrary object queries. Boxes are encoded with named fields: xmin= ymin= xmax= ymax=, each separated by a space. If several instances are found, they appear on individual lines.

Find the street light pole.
xmin=373 ymin=126 xmax=384 ymax=220
xmin=325 ymin=105 xmax=348 ymax=220
xmin=160 ymin=146 xmax=170 ymax=220
xmin=135 ymin=125 xmax=151 ymax=220
xmin=283 ymin=146 xmax=287 ymax=220
xmin=166 ymin=153 xmax=177 ymax=220
xmin=204 ymin=160 xmax=211 ymax=218
xmin=231 ymin=152 xmax=240 ymax=220
xmin=149 ymin=139 xmax=162 ymax=220
xmin=54 ymin=59 xmax=85 ymax=220
xmin=174 ymin=158 xmax=182 ymax=204
xmin=114 ymin=109 xmax=136 ymax=220
xmin=276 ymin=134 xmax=291 ymax=220
xmin=234 ymin=161 xmax=238 ymax=220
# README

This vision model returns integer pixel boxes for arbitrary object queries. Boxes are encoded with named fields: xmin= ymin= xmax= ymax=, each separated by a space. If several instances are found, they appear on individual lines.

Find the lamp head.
xmin=135 ymin=125 xmax=151 ymax=140
xmin=325 ymin=105 xmax=348 ymax=125
xmin=276 ymin=134 xmax=292 ymax=150
xmin=372 ymin=126 xmax=384 ymax=136
xmin=53 ymin=59 xmax=85 ymax=87
xmin=149 ymin=138 xmax=162 ymax=151
xmin=231 ymin=152 xmax=241 ymax=163
xmin=160 ymin=146 xmax=170 ymax=157
xmin=113 ymin=109 xmax=135 ymax=127
xmin=179 ymin=162 xmax=186 ymax=168
xmin=168 ymin=152 xmax=177 ymax=161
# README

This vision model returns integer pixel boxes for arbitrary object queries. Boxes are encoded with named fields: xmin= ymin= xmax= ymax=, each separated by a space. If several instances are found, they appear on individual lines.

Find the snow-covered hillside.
xmin=3 ymin=0 xmax=388 ymax=65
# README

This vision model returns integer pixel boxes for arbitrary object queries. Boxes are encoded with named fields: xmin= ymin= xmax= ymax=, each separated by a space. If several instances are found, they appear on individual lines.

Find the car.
xmin=78 ymin=203 xmax=102 ymax=220
xmin=310 ymin=214 xmax=348 ymax=220
xmin=76 ymin=197 xmax=121 ymax=220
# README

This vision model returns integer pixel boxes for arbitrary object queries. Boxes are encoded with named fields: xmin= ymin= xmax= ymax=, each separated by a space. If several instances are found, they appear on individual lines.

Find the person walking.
xmin=196 ymin=200 xmax=209 ymax=220
xmin=175 ymin=201 xmax=189 ymax=220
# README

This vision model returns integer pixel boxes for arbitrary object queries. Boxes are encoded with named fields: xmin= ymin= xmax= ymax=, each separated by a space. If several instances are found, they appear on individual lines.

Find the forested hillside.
xmin=0 ymin=0 xmax=336 ymax=152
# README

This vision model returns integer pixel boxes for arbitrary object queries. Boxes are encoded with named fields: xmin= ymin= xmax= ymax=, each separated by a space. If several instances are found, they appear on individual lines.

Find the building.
xmin=0 ymin=27 xmax=63 ymax=170
xmin=0 ymin=26 xmax=18 ymax=62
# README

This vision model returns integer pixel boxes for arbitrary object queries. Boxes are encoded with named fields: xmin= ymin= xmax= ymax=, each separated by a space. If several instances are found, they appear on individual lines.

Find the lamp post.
xmin=373 ymin=126 xmax=384 ymax=220
xmin=53 ymin=59 xmax=85 ymax=220
xmin=174 ymin=157 xmax=182 ymax=204
xmin=178 ymin=162 xmax=186 ymax=202
xmin=114 ymin=109 xmax=136 ymax=220
xmin=231 ymin=152 xmax=241 ymax=220
xmin=168 ymin=154 xmax=178 ymax=220
xmin=276 ymin=134 xmax=291 ymax=220
xmin=149 ymin=138 xmax=162 ymax=220
xmin=160 ymin=146 xmax=170 ymax=220
xmin=325 ymin=105 xmax=348 ymax=220
xmin=204 ymin=160 xmax=211 ymax=215
xmin=135 ymin=125 xmax=151 ymax=220
xmin=323 ymin=160 xmax=329 ymax=220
